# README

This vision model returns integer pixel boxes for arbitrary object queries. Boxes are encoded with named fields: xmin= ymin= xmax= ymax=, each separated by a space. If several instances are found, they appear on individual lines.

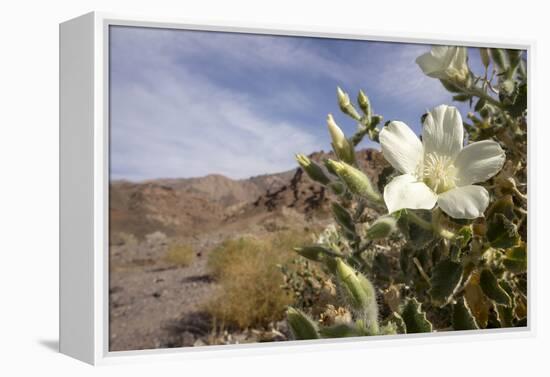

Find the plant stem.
xmin=432 ymin=209 xmax=457 ymax=240
xmin=413 ymin=257 xmax=431 ymax=286
xmin=464 ymin=86 xmax=503 ymax=109
xmin=406 ymin=211 xmax=433 ymax=231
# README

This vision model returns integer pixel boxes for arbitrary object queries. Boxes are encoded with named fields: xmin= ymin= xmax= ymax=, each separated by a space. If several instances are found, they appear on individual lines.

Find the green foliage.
xmin=479 ymin=269 xmax=512 ymax=307
xmin=285 ymin=46 xmax=527 ymax=340
xmin=287 ymin=307 xmax=320 ymax=340
xmin=452 ymin=297 xmax=479 ymax=330
xmin=503 ymin=244 xmax=527 ymax=273
xmin=429 ymin=259 xmax=464 ymax=306
xmin=401 ymin=298 xmax=433 ymax=333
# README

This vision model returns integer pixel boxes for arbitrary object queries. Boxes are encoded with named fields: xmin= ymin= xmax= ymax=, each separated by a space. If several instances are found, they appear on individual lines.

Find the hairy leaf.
xmin=287 ymin=307 xmax=319 ymax=340
xmin=452 ymin=297 xmax=479 ymax=330
xmin=487 ymin=213 xmax=520 ymax=248
xmin=319 ymin=323 xmax=362 ymax=338
xmin=429 ymin=259 xmax=464 ymax=306
xmin=479 ymin=269 xmax=512 ymax=307
xmin=503 ymin=244 xmax=527 ymax=273
xmin=401 ymin=298 xmax=433 ymax=333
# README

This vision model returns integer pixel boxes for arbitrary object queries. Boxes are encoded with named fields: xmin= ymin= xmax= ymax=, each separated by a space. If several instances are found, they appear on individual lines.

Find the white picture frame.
xmin=59 ymin=11 xmax=535 ymax=365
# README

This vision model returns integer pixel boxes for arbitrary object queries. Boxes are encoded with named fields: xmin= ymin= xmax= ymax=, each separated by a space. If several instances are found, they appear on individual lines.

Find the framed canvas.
xmin=59 ymin=12 xmax=534 ymax=365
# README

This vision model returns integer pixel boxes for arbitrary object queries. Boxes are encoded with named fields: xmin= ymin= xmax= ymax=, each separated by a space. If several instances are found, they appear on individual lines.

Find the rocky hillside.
xmin=109 ymin=148 xmax=389 ymax=241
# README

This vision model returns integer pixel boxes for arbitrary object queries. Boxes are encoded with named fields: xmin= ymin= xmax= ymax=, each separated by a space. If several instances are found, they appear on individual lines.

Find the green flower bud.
xmin=365 ymin=215 xmax=398 ymax=239
xmin=337 ymin=86 xmax=361 ymax=121
xmin=357 ymin=89 xmax=372 ymax=119
xmin=325 ymin=159 xmax=382 ymax=204
xmin=293 ymin=245 xmax=341 ymax=261
xmin=480 ymin=48 xmax=490 ymax=69
xmin=335 ymin=259 xmax=379 ymax=333
xmin=500 ymin=79 xmax=515 ymax=96
xmin=295 ymin=154 xmax=330 ymax=185
xmin=327 ymin=114 xmax=356 ymax=165
xmin=328 ymin=181 xmax=345 ymax=195
xmin=287 ymin=307 xmax=319 ymax=340
xmin=489 ymin=48 xmax=509 ymax=74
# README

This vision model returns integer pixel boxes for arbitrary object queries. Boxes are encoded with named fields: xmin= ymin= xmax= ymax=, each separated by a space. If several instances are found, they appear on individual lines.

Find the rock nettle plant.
xmin=287 ymin=46 xmax=527 ymax=339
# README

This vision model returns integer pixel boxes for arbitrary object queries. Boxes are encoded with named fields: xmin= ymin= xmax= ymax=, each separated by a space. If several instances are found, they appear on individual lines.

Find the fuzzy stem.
xmin=431 ymin=209 xmax=457 ymax=240
xmin=413 ymin=257 xmax=431 ymax=286
xmin=406 ymin=211 xmax=433 ymax=231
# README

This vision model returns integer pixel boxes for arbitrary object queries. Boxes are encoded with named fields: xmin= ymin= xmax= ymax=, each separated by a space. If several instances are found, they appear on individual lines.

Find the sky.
xmin=109 ymin=26 xmax=485 ymax=181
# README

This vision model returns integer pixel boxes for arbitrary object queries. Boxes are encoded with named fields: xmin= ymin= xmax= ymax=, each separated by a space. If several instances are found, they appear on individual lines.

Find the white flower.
xmin=379 ymin=105 xmax=505 ymax=219
xmin=416 ymin=46 xmax=469 ymax=83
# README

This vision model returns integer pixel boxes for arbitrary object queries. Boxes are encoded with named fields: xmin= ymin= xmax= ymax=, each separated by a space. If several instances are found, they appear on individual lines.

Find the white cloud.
xmin=110 ymin=58 xmax=323 ymax=180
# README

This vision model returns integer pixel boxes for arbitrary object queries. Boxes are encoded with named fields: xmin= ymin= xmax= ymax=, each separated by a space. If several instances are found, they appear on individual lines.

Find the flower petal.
xmin=416 ymin=46 xmax=451 ymax=78
xmin=450 ymin=47 xmax=468 ymax=73
xmin=454 ymin=140 xmax=506 ymax=185
xmin=437 ymin=185 xmax=489 ymax=219
xmin=422 ymin=105 xmax=464 ymax=160
xmin=384 ymin=174 xmax=437 ymax=213
xmin=416 ymin=52 xmax=443 ymax=78
xmin=379 ymin=121 xmax=423 ymax=174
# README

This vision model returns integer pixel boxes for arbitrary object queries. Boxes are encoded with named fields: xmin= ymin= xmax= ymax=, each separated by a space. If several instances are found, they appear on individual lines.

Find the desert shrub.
xmin=288 ymin=47 xmax=528 ymax=340
xmin=164 ymin=243 xmax=194 ymax=267
xmin=205 ymin=231 xmax=309 ymax=329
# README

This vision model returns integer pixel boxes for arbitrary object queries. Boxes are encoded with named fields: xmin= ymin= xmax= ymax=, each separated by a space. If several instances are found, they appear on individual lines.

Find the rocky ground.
xmin=108 ymin=148 xmax=389 ymax=351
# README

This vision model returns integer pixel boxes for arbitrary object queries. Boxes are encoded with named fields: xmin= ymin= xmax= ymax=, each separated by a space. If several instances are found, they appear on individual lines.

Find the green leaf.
xmin=319 ymin=323 xmax=362 ymax=338
xmin=479 ymin=269 xmax=512 ymax=307
xmin=495 ymin=279 xmax=515 ymax=328
xmin=331 ymin=202 xmax=356 ymax=239
xmin=429 ymin=259 xmax=464 ymax=306
xmin=385 ymin=312 xmax=406 ymax=334
xmin=486 ymin=213 xmax=520 ymax=248
xmin=474 ymin=97 xmax=486 ymax=112
xmin=453 ymin=94 xmax=472 ymax=102
xmin=487 ymin=195 xmax=516 ymax=220
xmin=503 ymin=244 xmax=527 ymax=273
xmin=401 ymin=298 xmax=433 ymax=333
xmin=293 ymin=245 xmax=341 ymax=262
xmin=504 ymin=83 xmax=527 ymax=117
xmin=452 ymin=297 xmax=479 ymax=330
xmin=455 ymin=226 xmax=473 ymax=249
xmin=287 ymin=307 xmax=319 ymax=340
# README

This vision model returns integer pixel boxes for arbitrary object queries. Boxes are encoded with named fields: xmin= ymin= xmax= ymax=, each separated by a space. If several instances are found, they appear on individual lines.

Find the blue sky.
xmin=109 ymin=26 xmax=485 ymax=181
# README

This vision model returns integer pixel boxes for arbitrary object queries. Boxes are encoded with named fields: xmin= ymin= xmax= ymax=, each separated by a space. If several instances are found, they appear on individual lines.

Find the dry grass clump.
xmin=205 ymin=231 xmax=310 ymax=329
xmin=164 ymin=243 xmax=195 ymax=267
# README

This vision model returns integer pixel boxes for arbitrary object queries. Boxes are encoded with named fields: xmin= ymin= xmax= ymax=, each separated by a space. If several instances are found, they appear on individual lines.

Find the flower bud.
xmin=365 ymin=215 xmax=398 ymax=239
xmin=327 ymin=114 xmax=356 ymax=165
xmin=295 ymin=154 xmax=330 ymax=185
xmin=357 ymin=89 xmax=372 ymax=119
xmin=500 ymin=79 xmax=515 ymax=96
xmin=337 ymin=87 xmax=361 ymax=121
xmin=489 ymin=48 xmax=509 ymax=74
xmin=325 ymin=159 xmax=382 ymax=204
xmin=335 ymin=259 xmax=379 ymax=333
xmin=480 ymin=48 xmax=490 ymax=69
xmin=287 ymin=307 xmax=319 ymax=340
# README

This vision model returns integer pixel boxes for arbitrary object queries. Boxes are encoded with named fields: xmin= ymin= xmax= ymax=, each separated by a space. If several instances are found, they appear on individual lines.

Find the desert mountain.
xmin=109 ymin=148 xmax=389 ymax=241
